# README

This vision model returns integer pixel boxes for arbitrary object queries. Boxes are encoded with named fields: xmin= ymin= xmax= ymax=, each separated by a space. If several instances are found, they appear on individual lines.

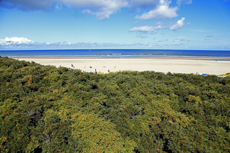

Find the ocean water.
xmin=0 ymin=49 xmax=230 ymax=59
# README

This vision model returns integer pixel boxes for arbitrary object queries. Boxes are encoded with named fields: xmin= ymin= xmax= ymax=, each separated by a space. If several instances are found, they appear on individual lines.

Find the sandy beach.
xmin=16 ymin=58 xmax=230 ymax=75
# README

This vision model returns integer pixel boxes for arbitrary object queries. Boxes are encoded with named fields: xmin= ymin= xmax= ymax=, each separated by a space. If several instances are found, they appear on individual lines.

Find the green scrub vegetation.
xmin=0 ymin=56 xmax=230 ymax=153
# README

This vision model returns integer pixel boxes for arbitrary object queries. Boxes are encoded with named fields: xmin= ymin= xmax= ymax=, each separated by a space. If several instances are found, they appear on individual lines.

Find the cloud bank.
xmin=0 ymin=37 xmax=157 ymax=49
xmin=0 ymin=0 xmax=128 ymax=20
xmin=0 ymin=0 xmax=192 ymax=20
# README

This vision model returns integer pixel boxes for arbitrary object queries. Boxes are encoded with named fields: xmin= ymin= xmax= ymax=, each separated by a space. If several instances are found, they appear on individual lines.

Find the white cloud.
xmin=135 ymin=0 xmax=178 ymax=20
xmin=0 ymin=37 xmax=32 ymax=45
xmin=67 ymin=0 xmax=128 ymax=20
xmin=82 ymin=9 xmax=95 ymax=15
xmin=170 ymin=17 xmax=185 ymax=30
xmin=130 ymin=17 xmax=186 ymax=33
xmin=55 ymin=3 xmax=63 ymax=10
xmin=129 ymin=25 xmax=163 ymax=33
xmin=177 ymin=0 xmax=192 ymax=5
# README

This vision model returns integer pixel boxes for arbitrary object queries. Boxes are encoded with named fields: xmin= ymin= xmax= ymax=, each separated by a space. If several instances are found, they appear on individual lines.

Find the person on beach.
xmin=71 ymin=64 xmax=75 ymax=68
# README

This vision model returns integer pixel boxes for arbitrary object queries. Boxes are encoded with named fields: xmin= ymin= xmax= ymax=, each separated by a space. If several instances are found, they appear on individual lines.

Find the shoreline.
xmin=12 ymin=56 xmax=230 ymax=61
xmin=16 ymin=57 xmax=230 ymax=75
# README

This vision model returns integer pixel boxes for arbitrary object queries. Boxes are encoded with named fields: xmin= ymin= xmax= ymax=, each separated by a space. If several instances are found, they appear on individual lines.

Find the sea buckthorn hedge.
xmin=0 ymin=56 xmax=230 ymax=152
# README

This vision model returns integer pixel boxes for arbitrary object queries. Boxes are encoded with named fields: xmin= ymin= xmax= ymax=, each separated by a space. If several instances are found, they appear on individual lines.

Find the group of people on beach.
xmin=71 ymin=64 xmax=115 ymax=74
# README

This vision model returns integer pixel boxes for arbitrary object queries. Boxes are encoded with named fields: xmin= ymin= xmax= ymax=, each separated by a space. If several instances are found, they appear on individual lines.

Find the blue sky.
xmin=0 ymin=0 xmax=230 ymax=50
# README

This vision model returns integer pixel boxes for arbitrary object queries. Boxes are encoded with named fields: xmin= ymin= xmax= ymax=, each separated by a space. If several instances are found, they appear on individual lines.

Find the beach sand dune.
xmin=17 ymin=58 xmax=230 ymax=75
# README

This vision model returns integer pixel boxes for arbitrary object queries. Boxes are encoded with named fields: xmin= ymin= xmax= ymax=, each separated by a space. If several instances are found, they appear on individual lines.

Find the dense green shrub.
xmin=0 ymin=56 xmax=230 ymax=152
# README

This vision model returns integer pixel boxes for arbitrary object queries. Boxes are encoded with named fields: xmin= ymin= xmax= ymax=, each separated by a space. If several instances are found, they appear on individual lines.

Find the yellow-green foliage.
xmin=0 ymin=136 xmax=8 ymax=152
xmin=71 ymin=112 xmax=137 ymax=153
xmin=0 ymin=56 xmax=230 ymax=153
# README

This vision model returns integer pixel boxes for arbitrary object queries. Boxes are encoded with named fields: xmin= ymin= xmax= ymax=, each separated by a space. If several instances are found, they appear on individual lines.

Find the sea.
xmin=0 ymin=49 xmax=230 ymax=60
